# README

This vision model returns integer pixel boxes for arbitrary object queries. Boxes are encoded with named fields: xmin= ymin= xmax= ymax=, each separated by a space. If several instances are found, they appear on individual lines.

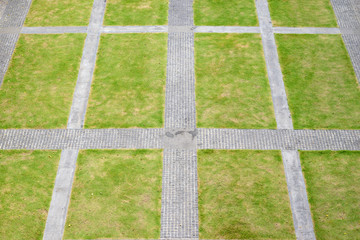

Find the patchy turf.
xmin=85 ymin=34 xmax=167 ymax=128
xmin=25 ymin=0 xmax=93 ymax=26
xmin=268 ymin=0 xmax=337 ymax=27
xmin=64 ymin=150 xmax=162 ymax=239
xmin=104 ymin=0 xmax=168 ymax=26
xmin=0 ymin=34 xmax=85 ymax=129
xmin=194 ymin=0 xmax=258 ymax=26
xmin=276 ymin=34 xmax=360 ymax=129
xmin=195 ymin=34 xmax=276 ymax=129
xmin=198 ymin=150 xmax=295 ymax=239
xmin=0 ymin=150 xmax=60 ymax=239
xmin=300 ymin=151 xmax=360 ymax=239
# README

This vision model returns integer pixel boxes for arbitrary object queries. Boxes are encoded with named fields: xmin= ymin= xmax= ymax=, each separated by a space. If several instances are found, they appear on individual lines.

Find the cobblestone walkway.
xmin=0 ymin=0 xmax=359 ymax=239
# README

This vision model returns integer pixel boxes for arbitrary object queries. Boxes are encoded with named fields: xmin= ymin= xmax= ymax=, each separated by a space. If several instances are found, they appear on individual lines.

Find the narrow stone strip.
xmin=256 ymin=0 xmax=316 ymax=239
xmin=256 ymin=0 xmax=293 ymax=130
xmin=21 ymin=26 xmax=87 ymax=34
xmin=273 ymin=27 xmax=341 ymax=34
xmin=43 ymin=0 xmax=106 ymax=239
xmin=194 ymin=26 xmax=260 ymax=33
xmin=161 ymin=0 xmax=199 ymax=238
xmin=330 ymin=0 xmax=360 ymax=82
xmin=20 ymin=25 xmax=343 ymax=35
xmin=0 ymin=0 xmax=32 ymax=87
xmin=102 ymin=25 xmax=168 ymax=33
xmin=1 ymin=128 xmax=359 ymax=150
xmin=281 ymin=150 xmax=316 ymax=239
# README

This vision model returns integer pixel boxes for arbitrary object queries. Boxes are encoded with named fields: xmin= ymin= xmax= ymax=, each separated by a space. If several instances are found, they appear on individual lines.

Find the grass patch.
xmin=198 ymin=150 xmax=295 ymax=239
xmin=104 ymin=0 xmax=168 ymax=26
xmin=268 ymin=0 xmax=337 ymax=27
xmin=194 ymin=0 xmax=258 ymax=26
xmin=195 ymin=34 xmax=276 ymax=129
xmin=0 ymin=34 xmax=85 ymax=129
xmin=85 ymin=34 xmax=167 ymax=128
xmin=25 ymin=0 xmax=93 ymax=26
xmin=276 ymin=34 xmax=360 ymax=129
xmin=64 ymin=150 xmax=162 ymax=239
xmin=0 ymin=150 xmax=60 ymax=239
xmin=300 ymin=151 xmax=360 ymax=239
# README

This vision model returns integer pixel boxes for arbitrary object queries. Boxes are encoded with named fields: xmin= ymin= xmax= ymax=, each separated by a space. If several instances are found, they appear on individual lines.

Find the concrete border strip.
xmin=21 ymin=26 xmax=87 ymax=34
xmin=255 ymin=0 xmax=316 ymax=239
xmin=102 ymin=25 xmax=168 ymax=33
xmin=42 ymin=0 xmax=107 ymax=239
xmin=273 ymin=27 xmax=341 ymax=34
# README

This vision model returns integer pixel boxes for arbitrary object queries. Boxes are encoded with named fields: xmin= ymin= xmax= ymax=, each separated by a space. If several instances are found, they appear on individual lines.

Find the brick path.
xmin=0 ymin=0 xmax=359 ymax=239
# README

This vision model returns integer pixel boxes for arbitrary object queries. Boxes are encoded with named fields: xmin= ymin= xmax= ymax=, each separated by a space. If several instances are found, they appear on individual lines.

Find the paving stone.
xmin=0 ymin=0 xmax=31 ymax=86
xmin=161 ymin=149 xmax=199 ymax=238
xmin=331 ymin=0 xmax=360 ymax=82
xmin=21 ymin=26 xmax=88 ymax=34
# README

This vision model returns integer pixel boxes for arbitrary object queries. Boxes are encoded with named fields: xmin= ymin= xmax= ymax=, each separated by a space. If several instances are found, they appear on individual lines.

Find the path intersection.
xmin=0 ymin=0 xmax=359 ymax=240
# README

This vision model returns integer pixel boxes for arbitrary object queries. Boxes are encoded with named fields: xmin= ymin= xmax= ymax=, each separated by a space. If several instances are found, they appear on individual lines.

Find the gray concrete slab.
xmin=256 ymin=0 xmax=316 ymax=238
xmin=281 ymin=150 xmax=316 ymax=240
xmin=256 ymin=0 xmax=293 ymax=130
xmin=42 ymin=0 xmax=107 ymax=239
xmin=42 ymin=149 xmax=79 ymax=240
xmin=21 ymin=26 xmax=87 ymax=34
xmin=194 ymin=26 xmax=260 ymax=33
xmin=67 ymin=0 xmax=106 ymax=129
xmin=102 ymin=25 xmax=168 ymax=33
xmin=273 ymin=27 xmax=341 ymax=34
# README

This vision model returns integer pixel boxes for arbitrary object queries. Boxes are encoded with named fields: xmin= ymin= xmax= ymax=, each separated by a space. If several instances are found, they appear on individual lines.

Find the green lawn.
xmin=104 ymin=0 xmax=168 ymax=26
xmin=85 ymin=34 xmax=167 ymax=128
xmin=268 ymin=0 xmax=337 ymax=27
xmin=198 ymin=150 xmax=295 ymax=239
xmin=194 ymin=0 xmax=258 ymax=26
xmin=25 ymin=0 xmax=93 ymax=26
xmin=276 ymin=34 xmax=360 ymax=129
xmin=195 ymin=34 xmax=276 ymax=129
xmin=64 ymin=150 xmax=162 ymax=239
xmin=300 ymin=151 xmax=360 ymax=239
xmin=0 ymin=34 xmax=85 ymax=129
xmin=0 ymin=150 xmax=60 ymax=239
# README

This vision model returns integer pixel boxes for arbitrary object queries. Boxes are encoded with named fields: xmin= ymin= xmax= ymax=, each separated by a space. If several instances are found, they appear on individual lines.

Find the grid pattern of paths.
xmin=0 ymin=0 xmax=359 ymax=239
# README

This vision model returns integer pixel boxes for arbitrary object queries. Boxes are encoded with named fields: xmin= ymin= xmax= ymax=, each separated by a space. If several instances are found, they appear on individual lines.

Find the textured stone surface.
xmin=331 ymin=0 xmax=360 ymax=82
xmin=161 ymin=0 xmax=199 ymax=238
xmin=1 ymin=129 xmax=359 ymax=151
xmin=161 ymin=149 xmax=199 ymax=238
xmin=0 ymin=0 xmax=31 ymax=87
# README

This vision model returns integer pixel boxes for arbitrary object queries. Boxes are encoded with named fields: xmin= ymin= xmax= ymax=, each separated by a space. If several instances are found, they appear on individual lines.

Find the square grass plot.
xmin=276 ymin=34 xmax=360 ymax=129
xmin=300 ymin=151 xmax=360 ymax=239
xmin=25 ymin=0 xmax=93 ymax=26
xmin=85 ymin=34 xmax=167 ymax=128
xmin=198 ymin=150 xmax=295 ymax=239
xmin=195 ymin=34 xmax=276 ymax=129
xmin=64 ymin=150 xmax=163 ymax=239
xmin=194 ymin=0 xmax=258 ymax=26
xmin=104 ymin=0 xmax=168 ymax=26
xmin=268 ymin=0 xmax=337 ymax=27
xmin=0 ymin=150 xmax=60 ymax=239
xmin=0 ymin=34 xmax=85 ymax=129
